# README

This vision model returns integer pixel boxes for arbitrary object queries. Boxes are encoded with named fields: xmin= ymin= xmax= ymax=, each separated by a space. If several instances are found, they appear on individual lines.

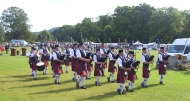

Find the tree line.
xmin=1 ymin=3 xmax=190 ymax=44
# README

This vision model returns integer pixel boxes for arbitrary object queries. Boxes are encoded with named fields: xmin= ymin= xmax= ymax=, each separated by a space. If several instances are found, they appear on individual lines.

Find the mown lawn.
xmin=0 ymin=48 xmax=190 ymax=101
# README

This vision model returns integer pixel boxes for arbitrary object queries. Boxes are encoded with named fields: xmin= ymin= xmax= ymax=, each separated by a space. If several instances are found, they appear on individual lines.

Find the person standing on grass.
xmin=70 ymin=43 xmax=78 ymax=81
xmin=158 ymin=47 xmax=169 ymax=85
xmin=141 ymin=47 xmax=153 ymax=88
xmin=125 ymin=51 xmax=136 ymax=92
xmin=76 ymin=42 xmax=90 ymax=89
xmin=52 ymin=45 xmax=64 ymax=84
xmin=26 ymin=46 xmax=34 ymax=76
xmin=49 ymin=46 xmax=55 ymax=77
xmin=39 ymin=44 xmax=50 ymax=75
xmin=100 ymin=43 xmax=108 ymax=76
xmin=93 ymin=48 xmax=105 ymax=86
xmin=30 ymin=47 xmax=40 ymax=80
xmin=5 ymin=42 xmax=9 ymax=54
xmin=64 ymin=45 xmax=71 ymax=73
xmin=116 ymin=49 xmax=131 ymax=94
xmin=107 ymin=47 xmax=117 ymax=82
xmin=86 ymin=46 xmax=93 ymax=80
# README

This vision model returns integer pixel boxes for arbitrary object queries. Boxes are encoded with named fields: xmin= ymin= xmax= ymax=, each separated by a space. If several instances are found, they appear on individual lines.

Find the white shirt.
xmin=52 ymin=51 xmax=60 ymax=60
xmin=39 ymin=48 xmax=49 ymax=54
xmin=117 ymin=57 xmax=124 ymax=67
xmin=158 ymin=52 xmax=164 ymax=61
xmin=49 ymin=53 xmax=53 ymax=60
xmin=70 ymin=48 xmax=77 ymax=57
xmin=141 ymin=53 xmax=147 ymax=63
xmin=26 ymin=51 xmax=32 ymax=57
xmin=109 ymin=51 xmax=116 ymax=60
xmin=93 ymin=54 xmax=98 ymax=62
xmin=76 ymin=48 xmax=86 ymax=58
xmin=100 ymin=48 xmax=106 ymax=55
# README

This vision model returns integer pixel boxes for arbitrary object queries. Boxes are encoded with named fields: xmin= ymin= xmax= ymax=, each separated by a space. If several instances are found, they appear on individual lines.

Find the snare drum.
xmin=37 ymin=62 xmax=45 ymax=71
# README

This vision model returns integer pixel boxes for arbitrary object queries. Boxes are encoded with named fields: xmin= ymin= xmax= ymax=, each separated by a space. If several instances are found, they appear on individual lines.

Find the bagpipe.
xmin=147 ymin=55 xmax=154 ymax=62
xmin=131 ymin=60 xmax=140 ymax=75
xmin=164 ymin=55 xmax=171 ymax=61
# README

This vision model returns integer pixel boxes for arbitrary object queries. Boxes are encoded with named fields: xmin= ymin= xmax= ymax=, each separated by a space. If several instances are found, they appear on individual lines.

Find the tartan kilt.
xmin=42 ymin=58 xmax=49 ymax=67
xmin=108 ymin=61 xmax=117 ymax=72
xmin=117 ymin=69 xmax=127 ymax=83
xmin=94 ymin=64 xmax=102 ymax=76
xmin=103 ymin=61 xmax=107 ymax=69
xmin=77 ymin=61 xmax=87 ymax=76
xmin=71 ymin=59 xmax=77 ymax=71
xmin=53 ymin=63 xmax=63 ymax=74
xmin=31 ymin=62 xmax=37 ymax=71
xmin=65 ymin=58 xmax=70 ymax=66
xmin=127 ymin=71 xmax=134 ymax=81
xmin=143 ymin=66 xmax=150 ymax=78
xmin=159 ymin=63 xmax=166 ymax=75
xmin=87 ymin=62 xmax=93 ymax=72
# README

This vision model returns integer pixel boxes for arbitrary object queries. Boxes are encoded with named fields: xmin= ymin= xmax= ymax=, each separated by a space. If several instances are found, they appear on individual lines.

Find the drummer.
xmin=30 ymin=47 xmax=40 ymax=80
xmin=39 ymin=44 xmax=50 ymax=75
xmin=26 ymin=46 xmax=34 ymax=76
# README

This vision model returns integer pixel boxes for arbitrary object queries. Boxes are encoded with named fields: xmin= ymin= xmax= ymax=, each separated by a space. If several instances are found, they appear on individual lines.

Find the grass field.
xmin=0 ymin=48 xmax=190 ymax=101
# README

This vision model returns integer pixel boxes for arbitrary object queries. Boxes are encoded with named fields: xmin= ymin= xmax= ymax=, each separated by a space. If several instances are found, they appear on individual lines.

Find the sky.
xmin=0 ymin=0 xmax=190 ymax=32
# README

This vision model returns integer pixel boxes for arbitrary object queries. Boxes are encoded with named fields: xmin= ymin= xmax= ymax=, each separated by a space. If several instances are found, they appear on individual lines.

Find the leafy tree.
xmin=0 ymin=7 xmax=31 ymax=40
xmin=0 ymin=24 xmax=5 ymax=43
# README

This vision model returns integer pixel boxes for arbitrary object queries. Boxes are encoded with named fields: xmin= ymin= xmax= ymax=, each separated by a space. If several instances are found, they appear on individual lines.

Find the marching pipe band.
xmin=26 ymin=42 xmax=170 ymax=94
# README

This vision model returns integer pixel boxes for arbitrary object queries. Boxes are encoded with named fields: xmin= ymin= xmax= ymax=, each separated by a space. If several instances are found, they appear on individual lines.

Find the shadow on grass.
xmin=184 ymin=71 xmax=190 ymax=75
xmin=135 ymin=83 xmax=160 ymax=91
xmin=74 ymin=91 xmax=118 ymax=101
xmin=11 ymin=82 xmax=54 ymax=89
xmin=29 ymin=86 xmax=77 ymax=95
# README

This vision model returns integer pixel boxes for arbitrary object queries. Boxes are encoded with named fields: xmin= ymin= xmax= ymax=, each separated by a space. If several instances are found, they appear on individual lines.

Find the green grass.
xmin=0 ymin=48 xmax=190 ymax=101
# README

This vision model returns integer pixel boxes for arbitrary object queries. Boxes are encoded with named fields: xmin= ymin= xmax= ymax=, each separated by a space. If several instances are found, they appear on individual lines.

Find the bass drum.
xmin=37 ymin=62 xmax=45 ymax=71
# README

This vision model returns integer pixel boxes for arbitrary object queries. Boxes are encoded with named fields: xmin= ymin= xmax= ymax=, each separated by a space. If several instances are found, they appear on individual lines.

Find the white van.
xmin=167 ymin=38 xmax=190 ymax=56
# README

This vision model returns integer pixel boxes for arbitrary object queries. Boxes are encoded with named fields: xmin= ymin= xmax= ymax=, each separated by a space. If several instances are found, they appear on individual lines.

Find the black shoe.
xmin=34 ymin=78 xmax=37 ymax=80
xmin=72 ymin=78 xmax=76 ymax=82
xmin=144 ymin=85 xmax=148 ymax=88
xmin=117 ymin=89 xmax=122 ymax=94
xmin=58 ymin=82 xmax=61 ymax=85
xmin=43 ymin=72 xmax=45 ymax=75
xmin=107 ymin=77 xmax=110 ymax=82
xmin=98 ymin=83 xmax=102 ymax=86
xmin=141 ymin=82 xmax=145 ymax=87
xmin=53 ymin=75 xmax=55 ymax=78
xmin=122 ymin=91 xmax=125 ymax=94
xmin=76 ymin=81 xmax=79 ymax=88
xmin=125 ymin=86 xmax=129 ymax=91
xmin=81 ymin=86 xmax=87 ymax=89
xmin=130 ymin=89 xmax=135 ymax=92
xmin=54 ymin=79 xmax=57 ymax=84
xmin=95 ymin=81 xmax=98 ymax=86
xmin=66 ymin=71 xmax=68 ymax=73
xmin=30 ymin=74 xmax=33 ymax=76
xmin=159 ymin=81 xmax=164 ymax=85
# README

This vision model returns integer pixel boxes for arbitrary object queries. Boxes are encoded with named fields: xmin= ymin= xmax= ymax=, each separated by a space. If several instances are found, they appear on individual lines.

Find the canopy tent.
xmin=133 ymin=41 xmax=143 ymax=45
